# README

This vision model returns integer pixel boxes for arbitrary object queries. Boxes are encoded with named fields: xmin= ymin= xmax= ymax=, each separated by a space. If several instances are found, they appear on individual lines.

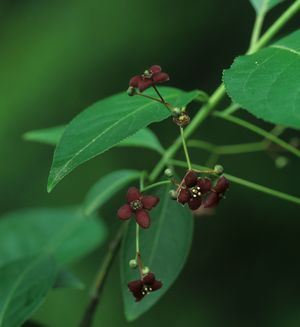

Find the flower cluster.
xmin=128 ymin=272 xmax=162 ymax=302
xmin=118 ymin=66 xmax=231 ymax=303
xmin=117 ymin=187 xmax=159 ymax=229
xmin=177 ymin=171 xmax=230 ymax=210
xmin=129 ymin=65 xmax=169 ymax=92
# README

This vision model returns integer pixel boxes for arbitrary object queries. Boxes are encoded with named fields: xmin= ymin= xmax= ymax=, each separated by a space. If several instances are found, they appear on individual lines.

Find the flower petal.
xmin=152 ymin=72 xmax=170 ymax=83
xmin=213 ymin=176 xmax=230 ymax=194
xmin=138 ymin=79 xmax=153 ymax=92
xmin=177 ymin=188 xmax=189 ymax=204
xmin=150 ymin=65 xmax=161 ymax=74
xmin=143 ymin=273 xmax=155 ymax=285
xmin=135 ymin=209 xmax=151 ymax=229
xmin=117 ymin=204 xmax=132 ymax=220
xmin=134 ymin=292 xmax=146 ymax=302
xmin=184 ymin=170 xmax=198 ymax=187
xmin=127 ymin=187 xmax=141 ymax=203
xmin=151 ymin=280 xmax=163 ymax=291
xmin=128 ymin=280 xmax=143 ymax=293
xmin=129 ymin=75 xmax=142 ymax=87
xmin=141 ymin=196 xmax=160 ymax=210
xmin=197 ymin=177 xmax=212 ymax=194
xmin=203 ymin=192 xmax=220 ymax=208
xmin=188 ymin=197 xmax=202 ymax=210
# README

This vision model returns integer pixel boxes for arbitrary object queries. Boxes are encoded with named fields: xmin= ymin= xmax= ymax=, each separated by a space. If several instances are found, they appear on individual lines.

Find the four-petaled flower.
xmin=203 ymin=176 xmax=230 ymax=208
xmin=128 ymin=272 xmax=163 ymax=302
xmin=117 ymin=187 xmax=159 ymax=229
xmin=177 ymin=170 xmax=212 ymax=210
xmin=129 ymin=65 xmax=169 ymax=92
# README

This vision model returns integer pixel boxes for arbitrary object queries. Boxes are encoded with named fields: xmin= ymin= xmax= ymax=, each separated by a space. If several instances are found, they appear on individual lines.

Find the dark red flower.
xmin=117 ymin=187 xmax=159 ymax=228
xmin=129 ymin=65 xmax=169 ymax=92
xmin=177 ymin=171 xmax=212 ymax=210
xmin=203 ymin=176 xmax=230 ymax=208
xmin=128 ymin=272 xmax=162 ymax=302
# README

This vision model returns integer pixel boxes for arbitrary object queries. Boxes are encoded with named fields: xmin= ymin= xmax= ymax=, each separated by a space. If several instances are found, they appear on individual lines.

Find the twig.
xmin=79 ymin=225 xmax=125 ymax=327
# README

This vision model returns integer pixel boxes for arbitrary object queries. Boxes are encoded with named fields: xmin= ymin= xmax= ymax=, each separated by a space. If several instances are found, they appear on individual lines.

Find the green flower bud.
xmin=214 ymin=164 xmax=224 ymax=175
xmin=142 ymin=266 xmax=150 ymax=274
xmin=171 ymin=107 xmax=182 ymax=117
xmin=129 ymin=259 xmax=138 ymax=269
xmin=275 ymin=156 xmax=289 ymax=169
xmin=169 ymin=189 xmax=178 ymax=200
xmin=127 ymin=86 xmax=136 ymax=96
xmin=164 ymin=168 xmax=174 ymax=178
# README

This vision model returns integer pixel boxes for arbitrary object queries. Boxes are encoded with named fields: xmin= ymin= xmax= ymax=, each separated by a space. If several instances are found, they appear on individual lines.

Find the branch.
xmin=79 ymin=225 xmax=125 ymax=327
xmin=148 ymin=0 xmax=300 ymax=182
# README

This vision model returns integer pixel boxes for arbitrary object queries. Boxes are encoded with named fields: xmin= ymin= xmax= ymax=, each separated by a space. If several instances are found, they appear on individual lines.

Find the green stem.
xmin=136 ymin=92 xmax=173 ymax=111
xmin=149 ymin=0 xmax=300 ymax=182
xmin=135 ymin=223 xmax=140 ymax=255
xmin=217 ymin=142 xmax=266 ymax=155
xmin=139 ymin=171 xmax=146 ymax=190
xmin=213 ymin=112 xmax=300 ymax=158
xmin=180 ymin=126 xmax=192 ymax=170
xmin=249 ymin=3 xmax=267 ymax=50
xmin=79 ymin=225 xmax=125 ymax=327
xmin=188 ymin=139 xmax=266 ymax=155
xmin=170 ymin=159 xmax=300 ymax=206
xmin=149 ymin=84 xmax=226 ymax=181
xmin=205 ymin=152 xmax=219 ymax=168
xmin=222 ymin=103 xmax=240 ymax=116
xmin=141 ymin=180 xmax=171 ymax=192
xmin=249 ymin=0 xmax=300 ymax=53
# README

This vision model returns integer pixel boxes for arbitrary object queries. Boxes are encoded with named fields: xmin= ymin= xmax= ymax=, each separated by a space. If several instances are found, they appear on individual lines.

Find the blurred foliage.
xmin=0 ymin=0 xmax=300 ymax=326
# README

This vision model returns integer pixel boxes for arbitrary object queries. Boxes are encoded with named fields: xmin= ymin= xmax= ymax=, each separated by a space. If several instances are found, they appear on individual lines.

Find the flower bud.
xmin=214 ymin=164 xmax=224 ymax=175
xmin=127 ymin=86 xmax=136 ymax=96
xmin=164 ymin=168 xmax=174 ymax=178
xmin=171 ymin=107 xmax=182 ymax=117
xmin=129 ymin=259 xmax=138 ymax=269
xmin=169 ymin=189 xmax=178 ymax=200
xmin=142 ymin=266 xmax=150 ymax=274
xmin=275 ymin=156 xmax=289 ymax=169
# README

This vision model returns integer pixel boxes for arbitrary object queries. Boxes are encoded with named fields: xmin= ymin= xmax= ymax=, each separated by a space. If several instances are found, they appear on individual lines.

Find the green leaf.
xmin=0 ymin=256 xmax=57 ymax=327
xmin=121 ymin=185 xmax=194 ymax=321
xmin=84 ymin=170 xmax=141 ymax=216
xmin=47 ymin=87 xmax=199 ymax=192
xmin=0 ymin=207 xmax=107 ymax=268
xmin=23 ymin=126 xmax=164 ymax=154
xmin=117 ymin=128 xmax=164 ymax=154
xmin=23 ymin=126 xmax=65 ymax=146
xmin=223 ymin=30 xmax=300 ymax=129
xmin=250 ymin=0 xmax=284 ymax=14
xmin=53 ymin=269 xmax=84 ymax=289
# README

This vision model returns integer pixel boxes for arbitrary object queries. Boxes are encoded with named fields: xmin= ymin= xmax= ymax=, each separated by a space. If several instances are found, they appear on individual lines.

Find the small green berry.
xmin=214 ymin=164 xmax=224 ymax=175
xmin=171 ymin=107 xmax=182 ymax=117
xmin=129 ymin=259 xmax=138 ymax=269
xmin=275 ymin=156 xmax=289 ymax=169
xmin=142 ymin=266 xmax=150 ymax=274
xmin=164 ymin=168 xmax=174 ymax=178
xmin=169 ymin=189 xmax=178 ymax=200
xmin=127 ymin=86 xmax=136 ymax=96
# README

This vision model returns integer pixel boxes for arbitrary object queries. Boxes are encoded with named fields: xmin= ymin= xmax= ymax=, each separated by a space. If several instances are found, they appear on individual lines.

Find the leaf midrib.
xmin=51 ymin=93 xmax=178 ymax=186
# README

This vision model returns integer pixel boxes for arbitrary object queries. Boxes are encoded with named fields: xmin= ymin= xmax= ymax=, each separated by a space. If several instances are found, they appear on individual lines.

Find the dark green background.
xmin=1 ymin=0 xmax=300 ymax=326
